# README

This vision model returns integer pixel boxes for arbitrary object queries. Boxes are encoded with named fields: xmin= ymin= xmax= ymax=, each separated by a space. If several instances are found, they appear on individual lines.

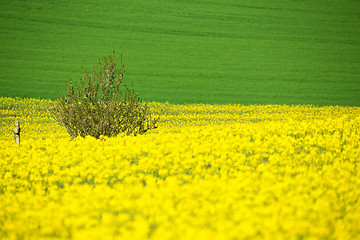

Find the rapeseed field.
xmin=1 ymin=97 xmax=360 ymax=239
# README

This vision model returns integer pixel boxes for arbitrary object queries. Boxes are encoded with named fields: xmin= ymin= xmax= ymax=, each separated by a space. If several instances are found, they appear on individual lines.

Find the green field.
xmin=1 ymin=0 xmax=359 ymax=105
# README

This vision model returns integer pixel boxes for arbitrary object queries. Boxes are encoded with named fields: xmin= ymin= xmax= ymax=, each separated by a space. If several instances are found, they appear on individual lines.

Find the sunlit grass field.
xmin=1 ymin=97 xmax=360 ymax=239
xmin=1 ymin=0 xmax=360 ymax=105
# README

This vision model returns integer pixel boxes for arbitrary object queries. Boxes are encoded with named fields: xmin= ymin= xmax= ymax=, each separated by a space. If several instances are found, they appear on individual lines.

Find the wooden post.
xmin=14 ymin=120 xmax=20 ymax=145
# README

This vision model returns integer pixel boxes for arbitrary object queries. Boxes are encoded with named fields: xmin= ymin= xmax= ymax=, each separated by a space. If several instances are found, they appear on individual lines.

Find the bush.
xmin=51 ymin=52 xmax=159 ymax=139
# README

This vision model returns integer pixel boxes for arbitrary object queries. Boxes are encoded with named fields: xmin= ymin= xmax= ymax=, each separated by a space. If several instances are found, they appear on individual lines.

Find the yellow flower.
xmin=1 ymin=97 xmax=359 ymax=239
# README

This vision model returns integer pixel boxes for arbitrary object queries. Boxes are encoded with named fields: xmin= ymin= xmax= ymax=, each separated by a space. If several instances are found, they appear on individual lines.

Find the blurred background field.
xmin=1 ymin=0 xmax=359 ymax=105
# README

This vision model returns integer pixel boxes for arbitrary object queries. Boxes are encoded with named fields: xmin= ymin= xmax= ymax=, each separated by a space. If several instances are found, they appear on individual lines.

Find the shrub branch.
xmin=51 ymin=52 xmax=159 ymax=139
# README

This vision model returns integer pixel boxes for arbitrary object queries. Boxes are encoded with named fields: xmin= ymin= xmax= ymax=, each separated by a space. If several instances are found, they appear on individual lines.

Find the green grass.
xmin=1 ymin=0 xmax=360 ymax=105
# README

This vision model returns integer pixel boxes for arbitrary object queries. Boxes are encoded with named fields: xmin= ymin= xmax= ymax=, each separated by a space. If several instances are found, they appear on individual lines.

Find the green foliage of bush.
xmin=51 ymin=52 xmax=158 ymax=139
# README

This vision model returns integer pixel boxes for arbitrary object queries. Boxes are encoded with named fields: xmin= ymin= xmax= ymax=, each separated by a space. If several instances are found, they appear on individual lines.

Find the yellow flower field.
xmin=1 ymin=97 xmax=360 ymax=240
